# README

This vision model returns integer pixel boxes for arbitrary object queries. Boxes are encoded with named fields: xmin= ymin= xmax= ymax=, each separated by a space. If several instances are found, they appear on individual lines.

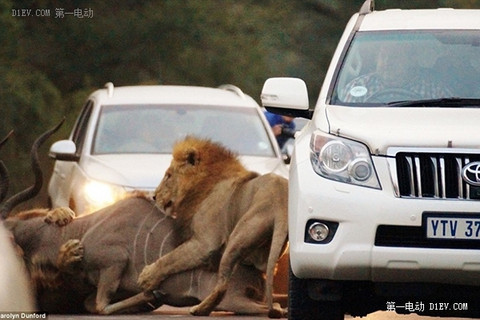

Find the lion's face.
xmin=154 ymin=136 xmax=248 ymax=221
xmin=154 ymin=145 xmax=200 ymax=219
xmin=154 ymin=168 xmax=178 ymax=218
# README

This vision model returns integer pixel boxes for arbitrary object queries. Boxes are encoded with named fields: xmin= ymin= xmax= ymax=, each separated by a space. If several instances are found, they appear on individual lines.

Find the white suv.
xmin=262 ymin=1 xmax=480 ymax=319
xmin=48 ymin=83 xmax=287 ymax=215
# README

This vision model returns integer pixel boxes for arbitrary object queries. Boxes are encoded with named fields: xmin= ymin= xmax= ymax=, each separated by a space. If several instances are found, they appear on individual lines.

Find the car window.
xmin=92 ymin=104 xmax=275 ymax=157
xmin=331 ymin=30 xmax=480 ymax=106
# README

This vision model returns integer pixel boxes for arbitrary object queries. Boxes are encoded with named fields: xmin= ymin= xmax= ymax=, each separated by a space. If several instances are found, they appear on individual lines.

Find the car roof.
xmin=89 ymin=84 xmax=259 ymax=108
xmin=359 ymin=9 xmax=480 ymax=31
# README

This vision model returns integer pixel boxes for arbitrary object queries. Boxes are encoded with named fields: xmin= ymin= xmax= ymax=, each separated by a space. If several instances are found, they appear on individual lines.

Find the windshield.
xmin=92 ymin=104 xmax=275 ymax=157
xmin=331 ymin=30 xmax=480 ymax=106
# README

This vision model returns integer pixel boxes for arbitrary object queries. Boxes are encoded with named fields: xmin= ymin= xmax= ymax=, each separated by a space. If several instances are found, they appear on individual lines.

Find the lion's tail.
xmin=265 ymin=209 xmax=288 ymax=317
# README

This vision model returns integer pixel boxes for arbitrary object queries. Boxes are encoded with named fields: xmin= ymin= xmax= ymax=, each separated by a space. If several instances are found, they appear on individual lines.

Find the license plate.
xmin=426 ymin=215 xmax=480 ymax=240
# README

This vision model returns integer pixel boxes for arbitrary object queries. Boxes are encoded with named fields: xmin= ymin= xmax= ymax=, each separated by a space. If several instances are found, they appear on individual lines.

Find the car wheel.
xmin=288 ymin=266 xmax=344 ymax=320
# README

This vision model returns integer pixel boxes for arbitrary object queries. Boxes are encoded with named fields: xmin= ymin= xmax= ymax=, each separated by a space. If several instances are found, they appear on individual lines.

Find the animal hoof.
xmin=45 ymin=207 xmax=75 ymax=226
xmin=190 ymin=304 xmax=211 ymax=316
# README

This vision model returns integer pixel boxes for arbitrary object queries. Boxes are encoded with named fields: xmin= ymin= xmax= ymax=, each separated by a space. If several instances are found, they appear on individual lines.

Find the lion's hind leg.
xmin=190 ymin=213 xmax=272 ymax=316
xmin=217 ymin=267 xmax=270 ymax=316
xmin=190 ymin=282 xmax=228 ymax=316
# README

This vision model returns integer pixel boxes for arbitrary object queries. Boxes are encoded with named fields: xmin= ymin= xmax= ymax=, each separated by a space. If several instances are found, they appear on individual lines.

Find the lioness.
xmin=138 ymin=136 xmax=288 ymax=318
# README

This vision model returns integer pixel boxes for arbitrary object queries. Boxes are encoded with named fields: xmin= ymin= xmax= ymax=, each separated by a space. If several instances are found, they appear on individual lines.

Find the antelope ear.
xmin=184 ymin=147 xmax=200 ymax=166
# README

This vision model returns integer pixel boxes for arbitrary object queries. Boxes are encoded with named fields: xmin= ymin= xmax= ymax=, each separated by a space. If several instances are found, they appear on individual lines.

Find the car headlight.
xmin=83 ymin=180 xmax=125 ymax=209
xmin=310 ymin=131 xmax=381 ymax=189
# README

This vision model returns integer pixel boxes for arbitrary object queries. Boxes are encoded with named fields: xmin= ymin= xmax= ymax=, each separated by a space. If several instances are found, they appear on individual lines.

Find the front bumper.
xmin=289 ymin=156 xmax=480 ymax=285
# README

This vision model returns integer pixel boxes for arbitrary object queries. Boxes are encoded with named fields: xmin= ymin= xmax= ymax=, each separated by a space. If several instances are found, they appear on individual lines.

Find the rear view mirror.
xmin=49 ymin=140 xmax=79 ymax=161
xmin=261 ymin=77 xmax=312 ymax=118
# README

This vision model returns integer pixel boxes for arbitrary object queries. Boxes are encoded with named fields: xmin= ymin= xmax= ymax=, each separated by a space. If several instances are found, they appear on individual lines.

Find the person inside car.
xmin=342 ymin=42 xmax=453 ymax=103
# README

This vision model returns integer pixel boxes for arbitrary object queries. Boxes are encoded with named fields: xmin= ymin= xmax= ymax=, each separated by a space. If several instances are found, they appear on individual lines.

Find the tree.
xmin=1 ymin=0 xmax=479 ymax=206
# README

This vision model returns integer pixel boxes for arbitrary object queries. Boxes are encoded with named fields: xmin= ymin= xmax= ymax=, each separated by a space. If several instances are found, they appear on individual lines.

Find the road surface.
xmin=43 ymin=305 xmax=474 ymax=320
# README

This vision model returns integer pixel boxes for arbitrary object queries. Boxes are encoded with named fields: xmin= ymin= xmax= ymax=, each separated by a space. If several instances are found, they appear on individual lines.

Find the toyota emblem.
xmin=462 ymin=162 xmax=480 ymax=187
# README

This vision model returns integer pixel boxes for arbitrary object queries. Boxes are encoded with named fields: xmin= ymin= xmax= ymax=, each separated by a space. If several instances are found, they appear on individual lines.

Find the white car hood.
xmin=240 ymin=156 xmax=289 ymax=178
xmin=82 ymin=154 xmax=287 ymax=189
xmin=82 ymin=154 xmax=172 ymax=189
xmin=325 ymin=106 xmax=479 ymax=155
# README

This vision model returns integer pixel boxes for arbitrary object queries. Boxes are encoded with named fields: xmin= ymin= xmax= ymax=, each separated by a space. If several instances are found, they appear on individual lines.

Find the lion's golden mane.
xmin=155 ymin=136 xmax=258 ymax=230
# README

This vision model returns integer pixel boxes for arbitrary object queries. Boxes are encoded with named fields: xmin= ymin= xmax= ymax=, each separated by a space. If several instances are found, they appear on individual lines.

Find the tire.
xmin=288 ymin=266 xmax=344 ymax=320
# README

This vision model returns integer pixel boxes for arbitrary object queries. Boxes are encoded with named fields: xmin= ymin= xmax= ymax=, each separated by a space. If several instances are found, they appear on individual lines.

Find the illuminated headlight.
xmin=310 ymin=131 xmax=381 ymax=189
xmin=83 ymin=180 xmax=124 ymax=209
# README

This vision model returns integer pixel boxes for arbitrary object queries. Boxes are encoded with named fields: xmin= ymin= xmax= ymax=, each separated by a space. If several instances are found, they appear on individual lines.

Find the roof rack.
xmin=359 ymin=0 xmax=374 ymax=15
xmin=104 ymin=82 xmax=114 ymax=97
xmin=218 ymin=84 xmax=246 ymax=99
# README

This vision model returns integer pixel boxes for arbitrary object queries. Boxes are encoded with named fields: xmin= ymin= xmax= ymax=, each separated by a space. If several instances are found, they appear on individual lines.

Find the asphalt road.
xmin=45 ymin=306 xmax=474 ymax=320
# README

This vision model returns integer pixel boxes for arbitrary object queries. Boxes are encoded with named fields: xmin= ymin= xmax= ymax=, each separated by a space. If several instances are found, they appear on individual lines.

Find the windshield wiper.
xmin=387 ymin=98 xmax=480 ymax=108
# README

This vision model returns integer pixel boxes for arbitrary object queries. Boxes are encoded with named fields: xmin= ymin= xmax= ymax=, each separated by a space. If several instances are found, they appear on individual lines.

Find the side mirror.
xmin=49 ymin=140 xmax=79 ymax=161
xmin=261 ymin=77 xmax=312 ymax=118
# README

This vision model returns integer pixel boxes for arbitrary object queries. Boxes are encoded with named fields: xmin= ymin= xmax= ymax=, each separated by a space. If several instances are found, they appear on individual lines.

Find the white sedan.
xmin=48 ymin=83 xmax=287 ymax=215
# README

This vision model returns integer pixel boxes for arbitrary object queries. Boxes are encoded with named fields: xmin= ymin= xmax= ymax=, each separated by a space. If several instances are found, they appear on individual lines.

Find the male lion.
xmin=138 ymin=136 xmax=288 ymax=317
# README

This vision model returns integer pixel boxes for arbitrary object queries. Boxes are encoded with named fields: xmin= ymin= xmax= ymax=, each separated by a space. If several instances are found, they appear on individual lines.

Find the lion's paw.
xmin=137 ymin=263 xmax=163 ymax=291
xmin=57 ymin=239 xmax=84 ymax=272
xmin=44 ymin=207 xmax=75 ymax=226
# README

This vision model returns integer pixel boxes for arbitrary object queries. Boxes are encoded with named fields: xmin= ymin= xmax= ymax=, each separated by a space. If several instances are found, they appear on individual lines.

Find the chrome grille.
xmin=394 ymin=152 xmax=480 ymax=200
